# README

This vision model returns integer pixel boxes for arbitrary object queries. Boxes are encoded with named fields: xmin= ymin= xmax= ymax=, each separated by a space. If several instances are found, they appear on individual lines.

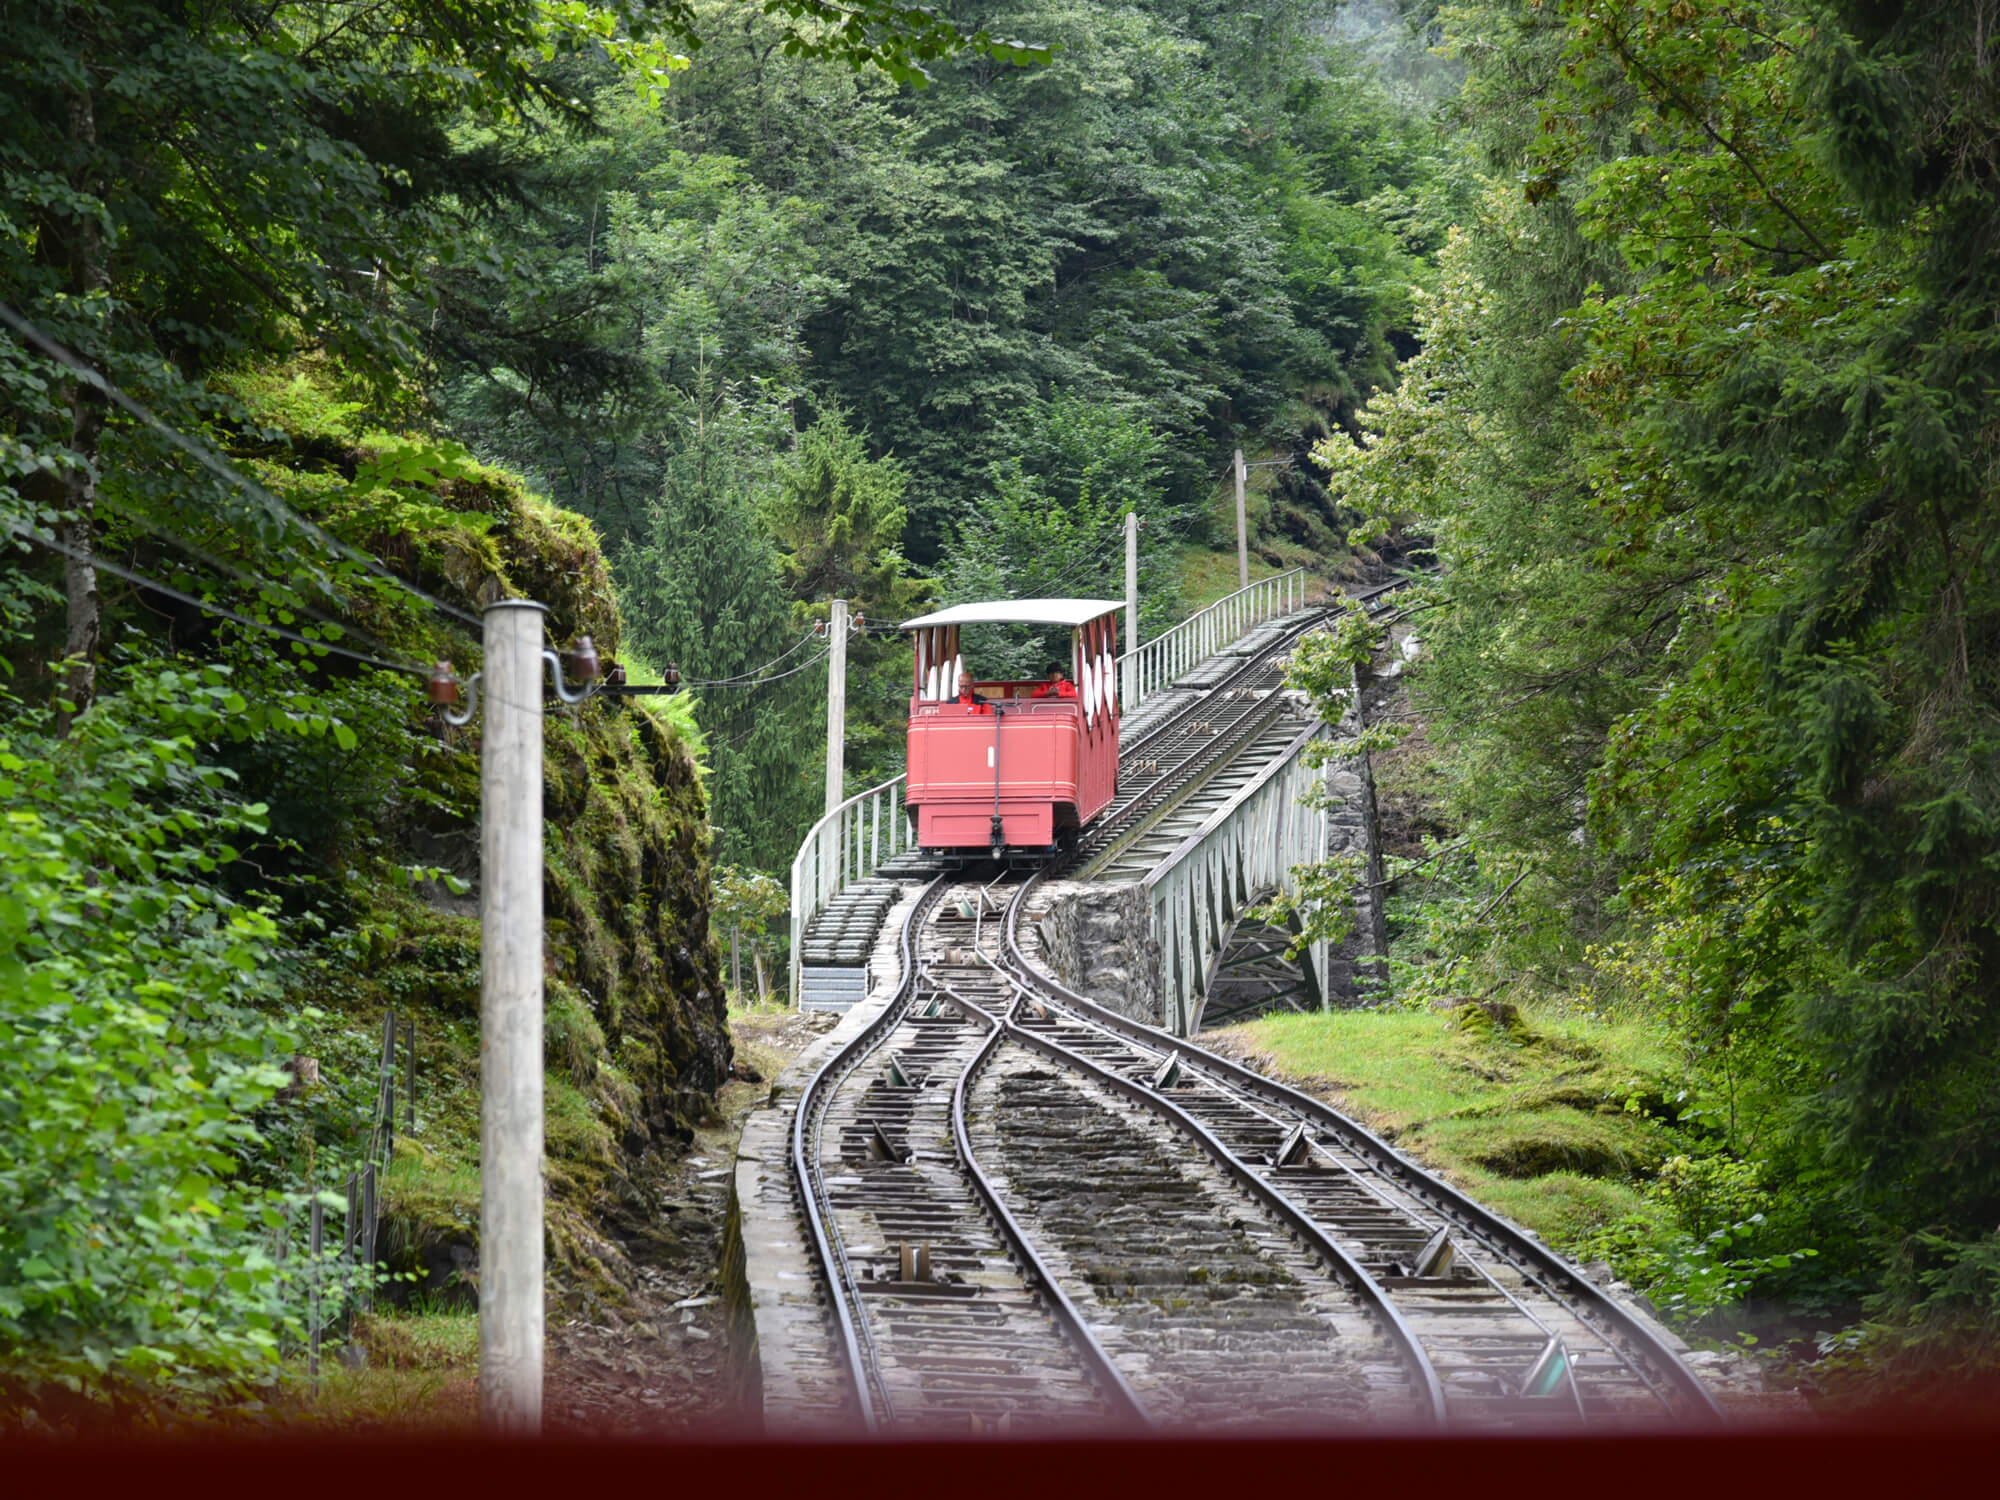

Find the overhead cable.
xmin=85 ymin=488 xmax=425 ymax=670
xmin=676 ymin=629 xmax=820 ymax=687
xmin=8 ymin=522 xmax=429 ymax=677
xmin=0 ymin=299 xmax=486 ymax=634
xmin=688 ymin=643 xmax=831 ymax=691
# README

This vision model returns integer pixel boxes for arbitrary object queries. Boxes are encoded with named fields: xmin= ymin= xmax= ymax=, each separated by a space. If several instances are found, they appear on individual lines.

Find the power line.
xmin=86 ymin=488 xmax=430 ymax=671
xmin=691 ymin=643 xmax=831 ymax=691
xmin=8 ymin=522 xmax=429 ymax=677
xmin=0 ymin=299 xmax=486 ymax=635
xmin=13 ymin=523 xmax=611 ymax=727
xmin=676 ymin=628 xmax=820 ymax=687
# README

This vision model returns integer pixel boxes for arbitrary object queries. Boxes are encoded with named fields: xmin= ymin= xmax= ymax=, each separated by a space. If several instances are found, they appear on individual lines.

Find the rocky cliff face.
xmin=222 ymin=361 xmax=731 ymax=1305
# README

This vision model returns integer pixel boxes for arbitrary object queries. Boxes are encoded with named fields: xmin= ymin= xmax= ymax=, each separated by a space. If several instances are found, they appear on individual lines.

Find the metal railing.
xmin=286 ymin=1008 xmax=420 ymax=1379
xmin=1144 ymin=721 xmax=1330 ymax=1036
xmin=779 ymin=571 xmax=1308 ymax=1007
xmin=1118 ymin=568 xmax=1307 ymax=712
xmin=788 ymin=773 xmax=913 ymax=1003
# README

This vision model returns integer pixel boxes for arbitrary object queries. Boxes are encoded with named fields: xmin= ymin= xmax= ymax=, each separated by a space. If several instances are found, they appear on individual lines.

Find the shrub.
xmin=0 ymin=668 xmax=313 ymax=1400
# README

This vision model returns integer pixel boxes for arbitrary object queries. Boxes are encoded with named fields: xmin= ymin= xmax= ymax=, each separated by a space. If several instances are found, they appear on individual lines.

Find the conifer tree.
xmin=766 ymin=407 xmax=931 ymax=789
xmin=615 ymin=396 xmax=821 ymax=873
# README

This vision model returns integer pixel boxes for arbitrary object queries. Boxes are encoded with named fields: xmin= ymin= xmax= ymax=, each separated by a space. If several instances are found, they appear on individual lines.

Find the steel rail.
xmin=941 ymin=991 xmax=1156 ymax=1430
xmin=937 ymin=889 xmax=1447 ymax=1427
xmin=1079 ymin=577 xmax=1411 ymax=871
xmin=792 ymin=873 xmax=1153 ymax=1434
xmin=1079 ymin=626 xmax=1324 ymax=870
xmin=947 ymin=961 xmax=1450 ymax=1428
xmin=998 ymin=871 xmax=1726 ymax=1426
xmin=1047 ymin=975 xmax=1576 ymax=1359
xmin=790 ymin=874 xmax=950 ymax=1431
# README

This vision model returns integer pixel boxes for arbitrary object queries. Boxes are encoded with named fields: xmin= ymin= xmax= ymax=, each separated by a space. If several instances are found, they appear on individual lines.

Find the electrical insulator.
xmin=571 ymin=635 xmax=600 ymax=681
xmin=428 ymin=661 xmax=461 ymax=705
xmin=665 ymin=662 xmax=682 ymax=691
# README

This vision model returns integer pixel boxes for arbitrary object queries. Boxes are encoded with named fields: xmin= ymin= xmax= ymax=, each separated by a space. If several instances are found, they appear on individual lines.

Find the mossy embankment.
xmin=226 ymin=360 xmax=730 ymax=1314
xmin=1207 ymin=1002 xmax=1681 ymax=1253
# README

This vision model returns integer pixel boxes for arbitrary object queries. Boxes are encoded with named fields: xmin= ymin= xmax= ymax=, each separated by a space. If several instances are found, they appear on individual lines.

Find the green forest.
xmin=2 ymin=0 xmax=1997 ymax=1414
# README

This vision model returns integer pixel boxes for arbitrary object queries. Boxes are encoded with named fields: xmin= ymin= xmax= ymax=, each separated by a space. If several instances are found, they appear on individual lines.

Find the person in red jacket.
xmin=957 ymin=675 xmax=994 ymax=713
xmin=1031 ymin=662 xmax=1078 ymax=700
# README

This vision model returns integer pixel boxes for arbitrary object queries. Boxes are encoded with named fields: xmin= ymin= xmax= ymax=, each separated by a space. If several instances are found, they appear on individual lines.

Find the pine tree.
xmin=767 ymin=407 xmax=932 ymax=790
xmin=615 ymin=395 xmax=822 ymax=873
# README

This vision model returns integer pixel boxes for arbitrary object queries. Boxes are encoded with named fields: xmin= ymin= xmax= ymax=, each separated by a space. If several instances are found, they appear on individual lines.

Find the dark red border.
xmin=6 ymin=1427 xmax=1998 ymax=1497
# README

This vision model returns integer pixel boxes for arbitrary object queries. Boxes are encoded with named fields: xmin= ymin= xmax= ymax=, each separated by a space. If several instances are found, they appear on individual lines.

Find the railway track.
xmin=790 ymin=875 xmax=1144 ymax=1434
xmin=998 ymin=878 xmax=1721 ymax=1429
xmin=1074 ymin=583 xmax=1401 ymax=878
xmin=787 ymin=579 xmax=1723 ymax=1433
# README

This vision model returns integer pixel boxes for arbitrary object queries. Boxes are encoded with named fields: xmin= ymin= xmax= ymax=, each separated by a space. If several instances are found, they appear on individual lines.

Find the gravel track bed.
xmin=967 ymin=1048 xmax=1398 ymax=1431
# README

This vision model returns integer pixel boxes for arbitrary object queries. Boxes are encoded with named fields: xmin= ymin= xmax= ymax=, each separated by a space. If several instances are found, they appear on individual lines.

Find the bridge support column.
xmin=1037 ymin=881 xmax=1162 ymax=1028
xmin=1315 ymin=740 xmax=1389 ymax=1006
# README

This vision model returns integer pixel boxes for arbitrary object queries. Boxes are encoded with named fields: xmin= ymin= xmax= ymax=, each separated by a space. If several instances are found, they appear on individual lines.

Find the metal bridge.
xmin=789 ymin=569 xmax=1386 ymax=1034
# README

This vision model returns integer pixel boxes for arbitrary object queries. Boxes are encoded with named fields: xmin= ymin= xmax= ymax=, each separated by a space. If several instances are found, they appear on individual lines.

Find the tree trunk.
xmin=56 ymin=385 xmax=104 ymax=733
xmin=55 ymin=84 xmax=108 ymax=735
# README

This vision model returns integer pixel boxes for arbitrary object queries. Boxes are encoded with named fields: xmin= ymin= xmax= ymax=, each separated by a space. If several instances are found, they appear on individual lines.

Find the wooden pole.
xmin=479 ymin=598 xmax=546 ymax=1435
xmin=1124 ymin=511 xmax=1140 ymax=706
xmin=1234 ymin=447 xmax=1249 ymax=592
xmin=825 ymin=598 xmax=848 ymax=817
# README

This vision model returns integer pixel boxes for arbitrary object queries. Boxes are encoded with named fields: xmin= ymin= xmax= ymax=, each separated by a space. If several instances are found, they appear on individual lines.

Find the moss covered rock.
xmin=223 ymin=360 xmax=729 ymax=1304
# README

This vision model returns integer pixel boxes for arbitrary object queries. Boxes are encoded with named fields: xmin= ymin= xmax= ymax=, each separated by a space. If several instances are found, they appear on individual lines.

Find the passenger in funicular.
xmin=1030 ymin=662 xmax=1078 ymax=700
xmin=956 ymin=673 xmax=995 ymax=713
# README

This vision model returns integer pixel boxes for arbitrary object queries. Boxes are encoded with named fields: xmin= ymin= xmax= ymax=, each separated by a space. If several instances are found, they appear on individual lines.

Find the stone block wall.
xmin=1319 ymin=741 xmax=1389 ymax=1005
xmin=1036 ymin=880 xmax=1163 ymax=1027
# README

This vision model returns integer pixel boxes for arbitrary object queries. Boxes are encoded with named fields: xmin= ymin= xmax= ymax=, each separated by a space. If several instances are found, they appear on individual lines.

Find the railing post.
xmin=308 ymin=1196 xmax=323 ymax=1382
xmin=790 ymin=852 xmax=806 ymax=1007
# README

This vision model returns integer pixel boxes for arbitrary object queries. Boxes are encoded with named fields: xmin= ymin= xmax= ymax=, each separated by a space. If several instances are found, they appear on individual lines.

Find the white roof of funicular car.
xmin=900 ymin=598 xmax=1125 ymax=630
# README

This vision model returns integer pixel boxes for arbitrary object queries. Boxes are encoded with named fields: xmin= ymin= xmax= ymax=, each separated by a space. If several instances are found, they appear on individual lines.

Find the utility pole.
xmin=825 ymin=597 xmax=848 ymax=817
xmin=1234 ymin=447 xmax=1249 ymax=592
xmin=478 ymin=599 xmax=545 ymax=1436
xmin=1124 ymin=512 xmax=1140 ymax=706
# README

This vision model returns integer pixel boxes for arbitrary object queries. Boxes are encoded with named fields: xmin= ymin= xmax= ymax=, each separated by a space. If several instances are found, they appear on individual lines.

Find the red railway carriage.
xmin=902 ymin=599 xmax=1123 ymax=854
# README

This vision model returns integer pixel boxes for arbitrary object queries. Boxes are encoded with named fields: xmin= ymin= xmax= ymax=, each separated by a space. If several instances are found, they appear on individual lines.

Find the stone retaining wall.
xmin=1037 ymin=879 xmax=1163 ymax=1025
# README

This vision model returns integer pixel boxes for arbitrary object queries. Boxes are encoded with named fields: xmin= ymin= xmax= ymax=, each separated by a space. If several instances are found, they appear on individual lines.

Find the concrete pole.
xmin=1124 ymin=512 xmax=1140 ymax=707
xmin=1234 ymin=447 xmax=1249 ymax=592
xmin=825 ymin=598 xmax=847 ymax=817
xmin=479 ymin=599 xmax=545 ymax=1435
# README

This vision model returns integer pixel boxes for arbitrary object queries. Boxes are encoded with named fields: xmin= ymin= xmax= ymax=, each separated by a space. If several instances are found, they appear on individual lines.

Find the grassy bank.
xmin=1209 ymin=1003 xmax=1683 ymax=1253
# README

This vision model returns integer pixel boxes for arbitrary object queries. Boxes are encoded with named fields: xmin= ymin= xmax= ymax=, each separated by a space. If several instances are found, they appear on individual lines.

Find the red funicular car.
xmin=901 ymin=599 xmax=1123 ymax=856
